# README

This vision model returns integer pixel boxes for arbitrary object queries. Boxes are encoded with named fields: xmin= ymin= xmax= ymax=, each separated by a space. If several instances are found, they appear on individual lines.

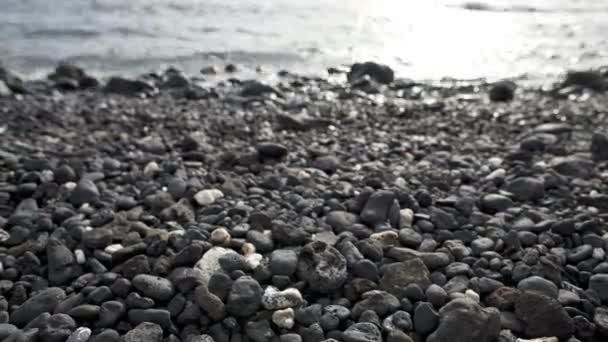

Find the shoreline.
xmin=1 ymin=61 xmax=608 ymax=342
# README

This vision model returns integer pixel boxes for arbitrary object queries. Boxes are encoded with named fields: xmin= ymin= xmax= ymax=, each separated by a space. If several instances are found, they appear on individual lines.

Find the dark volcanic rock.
xmin=489 ymin=80 xmax=516 ymax=102
xmin=69 ymin=179 xmax=100 ymax=206
xmin=105 ymin=76 xmax=156 ymax=96
xmin=125 ymin=322 xmax=163 ymax=342
xmin=591 ymin=132 xmax=608 ymax=161
xmin=427 ymin=298 xmax=500 ymax=342
xmin=514 ymin=291 xmax=574 ymax=339
xmin=10 ymin=287 xmax=66 ymax=326
xmin=344 ymin=322 xmax=382 ymax=342
xmin=347 ymin=62 xmax=395 ymax=84
xmin=47 ymin=238 xmax=82 ymax=286
xmin=380 ymin=258 xmax=431 ymax=297
xmin=504 ymin=177 xmax=545 ymax=202
xmin=132 ymin=274 xmax=175 ymax=302
xmin=226 ymin=276 xmax=263 ymax=317
xmin=563 ymin=70 xmax=607 ymax=91
xmin=360 ymin=190 xmax=398 ymax=226
xmin=297 ymin=241 xmax=348 ymax=293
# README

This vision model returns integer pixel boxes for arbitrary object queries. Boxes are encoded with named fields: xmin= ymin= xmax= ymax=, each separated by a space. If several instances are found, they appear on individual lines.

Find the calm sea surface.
xmin=1 ymin=0 xmax=607 ymax=81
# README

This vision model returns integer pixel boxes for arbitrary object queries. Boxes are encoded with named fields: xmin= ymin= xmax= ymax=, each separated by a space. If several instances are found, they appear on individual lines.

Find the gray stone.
xmin=343 ymin=322 xmax=383 ymax=342
xmin=132 ymin=274 xmax=175 ymax=302
xmin=70 ymin=179 xmax=100 ymax=206
xmin=514 ymin=291 xmax=574 ymax=339
xmin=124 ymin=322 xmax=163 ymax=342
xmin=66 ymin=327 xmax=92 ymax=342
xmin=504 ymin=177 xmax=545 ymax=202
xmin=592 ymin=132 xmax=608 ymax=161
xmin=427 ymin=298 xmax=500 ymax=342
xmin=380 ymin=258 xmax=431 ymax=297
xmin=326 ymin=211 xmax=359 ymax=233
xmin=360 ymin=190 xmax=398 ymax=226
xmin=297 ymin=241 xmax=347 ymax=293
xmin=352 ymin=290 xmax=400 ymax=318
xmin=10 ymin=287 xmax=66 ymax=326
xmin=481 ymin=194 xmax=513 ymax=213
xmin=413 ymin=302 xmax=438 ymax=335
xmin=226 ymin=276 xmax=262 ymax=317
xmin=589 ymin=274 xmax=608 ymax=302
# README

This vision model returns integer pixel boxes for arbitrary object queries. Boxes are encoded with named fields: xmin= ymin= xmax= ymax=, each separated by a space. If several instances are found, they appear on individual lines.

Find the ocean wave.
xmin=23 ymin=28 xmax=101 ymax=39
xmin=109 ymin=27 xmax=158 ymax=38
xmin=457 ymin=1 xmax=608 ymax=13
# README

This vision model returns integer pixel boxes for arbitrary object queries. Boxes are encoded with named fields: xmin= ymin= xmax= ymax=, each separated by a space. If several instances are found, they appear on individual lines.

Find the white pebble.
xmin=262 ymin=287 xmax=304 ymax=310
xmin=194 ymin=189 xmax=224 ymax=206
xmin=210 ymin=228 xmax=231 ymax=245
xmin=241 ymin=242 xmax=256 ymax=256
xmin=144 ymin=161 xmax=161 ymax=176
xmin=65 ymin=182 xmax=77 ymax=190
xmin=593 ymin=248 xmax=606 ymax=261
xmin=66 ymin=327 xmax=92 ymax=342
xmin=105 ymin=244 xmax=124 ymax=254
xmin=485 ymin=168 xmax=505 ymax=181
xmin=488 ymin=157 xmax=503 ymax=168
xmin=465 ymin=289 xmax=480 ymax=303
xmin=75 ymin=249 xmax=86 ymax=264
xmin=245 ymin=253 xmax=263 ymax=269
xmin=272 ymin=308 xmax=295 ymax=329
xmin=399 ymin=208 xmax=414 ymax=228
xmin=516 ymin=337 xmax=558 ymax=342
xmin=41 ymin=170 xmax=55 ymax=183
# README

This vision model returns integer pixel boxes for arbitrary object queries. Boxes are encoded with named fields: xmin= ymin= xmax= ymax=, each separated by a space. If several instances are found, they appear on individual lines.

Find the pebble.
xmin=194 ymin=189 xmax=224 ymax=206
xmin=297 ymin=241 xmax=348 ymax=293
xmin=343 ymin=322 xmax=383 ymax=342
xmin=226 ymin=276 xmax=263 ymax=317
xmin=125 ymin=322 xmax=163 ymax=342
xmin=132 ymin=274 xmax=175 ymax=302
xmin=262 ymin=287 xmax=304 ymax=310
xmin=272 ymin=308 xmax=296 ymax=329
xmin=66 ymin=327 xmax=92 ymax=342
xmin=427 ymin=298 xmax=500 ymax=342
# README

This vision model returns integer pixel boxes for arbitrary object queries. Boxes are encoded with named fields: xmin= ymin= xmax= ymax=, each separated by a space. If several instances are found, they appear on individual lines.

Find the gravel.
xmin=1 ymin=63 xmax=608 ymax=342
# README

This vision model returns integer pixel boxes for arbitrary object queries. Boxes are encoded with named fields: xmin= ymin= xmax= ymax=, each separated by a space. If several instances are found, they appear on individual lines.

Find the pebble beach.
xmin=1 ymin=62 xmax=608 ymax=342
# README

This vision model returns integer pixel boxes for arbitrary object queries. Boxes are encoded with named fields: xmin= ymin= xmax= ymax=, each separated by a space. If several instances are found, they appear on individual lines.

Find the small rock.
xmin=297 ymin=241 xmax=348 ymax=293
xmin=105 ymin=76 xmax=155 ymax=96
xmin=194 ymin=189 xmax=224 ymax=206
xmin=10 ymin=287 xmax=66 ymax=326
xmin=66 ymin=327 xmax=92 ymax=342
xmin=360 ymin=190 xmax=398 ymax=226
xmin=124 ymin=322 xmax=163 ymax=342
xmin=427 ymin=298 xmax=500 ymax=342
xmin=347 ymin=62 xmax=395 ymax=84
xmin=504 ymin=177 xmax=545 ymax=202
xmin=563 ymin=70 xmax=607 ymax=91
xmin=380 ymin=258 xmax=431 ymax=297
xmin=591 ymin=132 xmax=608 ymax=161
xmin=132 ymin=274 xmax=175 ymax=302
xmin=489 ymin=80 xmax=516 ymax=102
xmin=413 ymin=302 xmax=438 ymax=335
xmin=343 ymin=322 xmax=383 ymax=342
xmin=256 ymin=142 xmax=288 ymax=160
xmin=262 ymin=287 xmax=304 ymax=310
xmin=70 ymin=179 xmax=100 ymax=206
xmin=514 ymin=291 xmax=574 ymax=339
xmin=589 ymin=274 xmax=608 ymax=302
xmin=273 ymin=308 xmax=296 ymax=329
xmin=226 ymin=276 xmax=263 ymax=317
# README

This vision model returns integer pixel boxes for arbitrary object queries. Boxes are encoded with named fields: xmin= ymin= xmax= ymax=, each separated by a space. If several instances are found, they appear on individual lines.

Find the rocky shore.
xmin=1 ymin=62 xmax=608 ymax=342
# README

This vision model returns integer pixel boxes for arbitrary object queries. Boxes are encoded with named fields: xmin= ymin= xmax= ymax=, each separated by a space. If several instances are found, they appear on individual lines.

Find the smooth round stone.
xmin=269 ymin=250 xmax=298 ymax=276
xmin=470 ymin=238 xmax=494 ymax=255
